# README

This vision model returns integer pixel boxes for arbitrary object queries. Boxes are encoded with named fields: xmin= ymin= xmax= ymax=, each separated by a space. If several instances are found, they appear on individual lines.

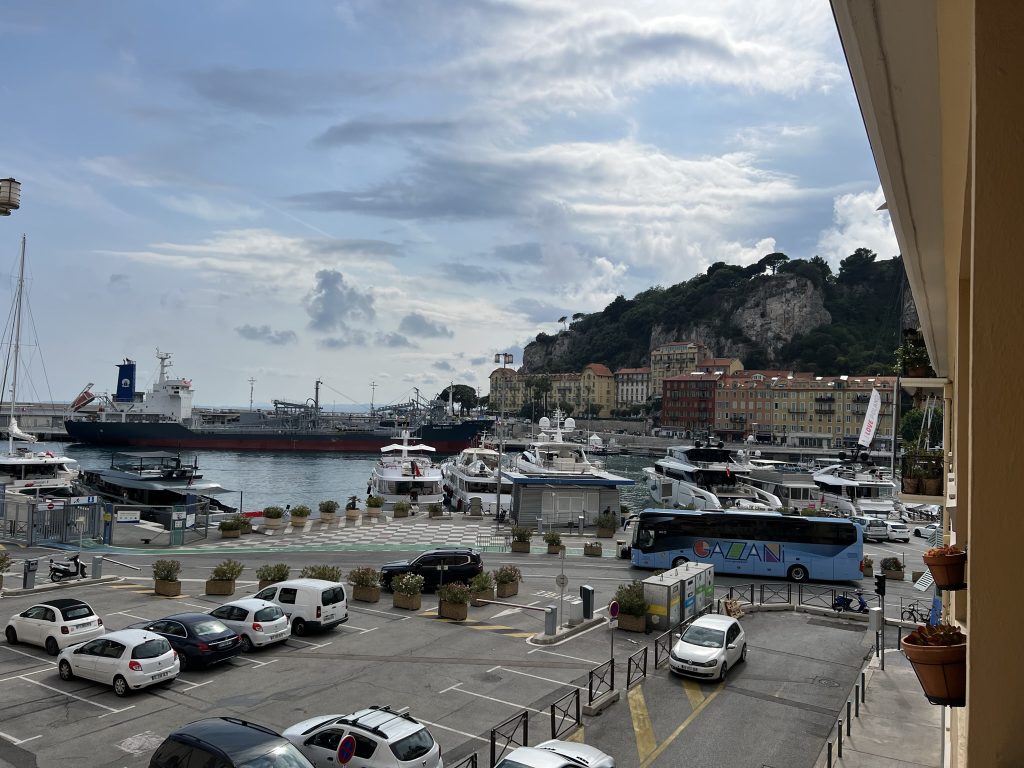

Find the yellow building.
xmin=487 ymin=367 xmax=521 ymax=416
xmin=579 ymin=364 xmax=615 ymax=418
xmin=832 ymin=2 xmax=1020 ymax=762
xmin=650 ymin=341 xmax=709 ymax=396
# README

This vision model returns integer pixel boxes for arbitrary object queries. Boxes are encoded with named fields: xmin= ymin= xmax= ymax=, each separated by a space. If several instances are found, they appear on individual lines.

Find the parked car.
xmin=669 ymin=614 xmax=747 ymax=681
xmin=886 ymin=520 xmax=911 ymax=542
xmin=135 ymin=613 xmax=242 ymax=670
xmin=253 ymin=578 xmax=348 ymax=636
xmin=494 ymin=740 xmax=615 ymax=768
xmin=5 ymin=598 xmax=104 ymax=655
xmin=150 ymin=717 xmax=314 ymax=768
xmin=209 ymin=599 xmax=291 ymax=652
xmin=58 ymin=629 xmax=179 ymax=696
xmin=850 ymin=516 xmax=889 ymax=542
xmin=913 ymin=522 xmax=940 ymax=538
xmin=283 ymin=706 xmax=442 ymax=768
xmin=380 ymin=548 xmax=483 ymax=592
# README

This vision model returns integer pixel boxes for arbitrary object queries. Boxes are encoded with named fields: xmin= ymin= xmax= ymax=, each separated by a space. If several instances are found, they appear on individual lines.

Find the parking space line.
xmin=489 ymin=665 xmax=586 ymax=690
xmin=417 ymin=718 xmax=490 ymax=744
xmin=628 ymin=687 xmax=657 ymax=763
xmin=0 ymin=646 xmax=56 ymax=665
xmin=20 ymin=676 xmax=135 ymax=714
xmin=232 ymin=657 xmax=279 ymax=669
xmin=439 ymin=683 xmax=461 ymax=694
xmin=0 ymin=666 xmax=51 ymax=683
xmin=682 ymin=679 xmax=705 ymax=709
xmin=350 ymin=605 xmax=411 ymax=620
xmin=527 ymin=648 xmax=599 ymax=665
xmin=112 ymin=610 xmax=154 ymax=621
xmin=173 ymin=679 xmax=212 ymax=692
xmin=0 ymin=729 xmax=41 ymax=746
xmin=286 ymin=638 xmax=333 ymax=650
xmin=181 ymin=601 xmax=213 ymax=610
xmin=445 ymin=684 xmax=543 ymax=714
xmin=338 ymin=624 xmax=376 ymax=633
xmin=640 ymin=684 xmax=723 ymax=768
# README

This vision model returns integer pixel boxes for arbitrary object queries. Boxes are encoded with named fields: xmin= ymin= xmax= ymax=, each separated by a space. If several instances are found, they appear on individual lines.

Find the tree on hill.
xmin=435 ymin=384 xmax=478 ymax=412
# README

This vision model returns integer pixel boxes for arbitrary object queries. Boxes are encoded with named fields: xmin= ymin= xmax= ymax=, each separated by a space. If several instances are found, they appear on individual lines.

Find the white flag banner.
xmin=857 ymin=389 xmax=882 ymax=447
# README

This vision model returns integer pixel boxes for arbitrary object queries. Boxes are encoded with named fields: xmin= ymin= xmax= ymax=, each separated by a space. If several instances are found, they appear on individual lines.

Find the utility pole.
xmin=248 ymin=377 xmax=256 ymax=411
xmin=369 ymin=381 xmax=377 ymax=416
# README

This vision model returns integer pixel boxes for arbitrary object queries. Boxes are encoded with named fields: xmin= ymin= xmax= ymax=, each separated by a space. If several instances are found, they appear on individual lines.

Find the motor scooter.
xmin=49 ymin=553 xmax=87 ymax=582
xmin=832 ymin=590 xmax=869 ymax=614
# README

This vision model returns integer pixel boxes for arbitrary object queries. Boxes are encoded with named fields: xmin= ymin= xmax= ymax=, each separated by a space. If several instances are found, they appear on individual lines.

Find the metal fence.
xmin=0 ymin=497 xmax=104 ymax=547
xmin=448 ymin=754 xmax=478 ymax=768
xmin=549 ymin=688 xmax=581 ymax=740
xmin=588 ymin=659 xmax=615 ymax=705
xmin=797 ymin=583 xmax=836 ymax=610
xmin=626 ymin=646 xmax=648 ymax=688
xmin=760 ymin=583 xmax=793 ymax=604
xmin=489 ymin=710 xmax=529 ymax=768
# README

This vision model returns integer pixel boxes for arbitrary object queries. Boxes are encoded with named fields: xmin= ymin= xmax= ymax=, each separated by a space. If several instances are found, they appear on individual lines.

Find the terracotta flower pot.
xmin=617 ymin=613 xmax=647 ymax=633
xmin=353 ymin=585 xmax=381 ymax=603
xmin=205 ymin=580 xmax=235 ymax=596
xmin=155 ymin=579 xmax=181 ymax=597
xmin=438 ymin=600 xmax=468 ymax=621
xmin=511 ymin=541 xmax=531 ymax=553
xmin=922 ymin=551 xmax=967 ymax=590
xmin=901 ymin=638 xmax=966 ymax=706
xmin=345 ymin=509 xmax=361 ymax=521
xmin=496 ymin=582 xmax=518 ymax=598
xmin=393 ymin=592 xmax=422 ymax=611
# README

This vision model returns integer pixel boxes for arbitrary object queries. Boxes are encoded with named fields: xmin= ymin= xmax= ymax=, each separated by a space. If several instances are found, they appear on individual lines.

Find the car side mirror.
xmin=675 ymin=633 xmax=682 ymax=639
xmin=727 ymin=643 xmax=737 ymax=650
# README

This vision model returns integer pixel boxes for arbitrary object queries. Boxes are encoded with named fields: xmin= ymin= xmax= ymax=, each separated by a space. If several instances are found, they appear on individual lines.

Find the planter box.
xmin=438 ymin=600 xmax=468 ymax=621
xmin=922 ymin=551 xmax=967 ymax=590
xmin=155 ymin=579 xmax=181 ymax=597
xmin=921 ymin=477 xmax=943 ymax=496
xmin=205 ymin=579 xmax=235 ymax=596
xmin=258 ymin=579 xmax=283 ymax=590
xmin=239 ymin=524 xmax=253 ymax=535
xmin=584 ymin=543 xmax=603 ymax=557
xmin=862 ymin=566 xmax=874 ymax=578
xmin=471 ymin=588 xmax=494 ymax=608
xmin=901 ymin=638 xmax=966 ymax=706
xmin=393 ymin=508 xmax=409 ymax=519
xmin=345 ymin=509 xmax=361 ymax=521
xmin=319 ymin=512 xmax=336 ymax=524
xmin=596 ymin=527 xmax=615 ymax=539
xmin=429 ymin=507 xmax=444 ymax=518
xmin=901 ymin=477 xmax=921 ymax=494
xmin=393 ymin=592 xmax=422 ymax=611
xmin=617 ymin=613 xmax=647 ymax=633
xmin=220 ymin=529 xmax=240 ymax=539
xmin=546 ymin=545 xmax=564 ymax=555
xmin=366 ymin=507 xmax=383 ymax=518
xmin=883 ymin=568 xmax=905 ymax=581
xmin=496 ymin=582 xmax=519 ymax=598
xmin=291 ymin=518 xmax=309 ymax=528
xmin=353 ymin=585 xmax=381 ymax=603
xmin=263 ymin=517 xmax=283 ymax=529
xmin=511 ymin=541 xmax=531 ymax=553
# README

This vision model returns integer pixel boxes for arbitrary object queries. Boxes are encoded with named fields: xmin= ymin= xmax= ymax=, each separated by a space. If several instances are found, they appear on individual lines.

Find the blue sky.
xmin=0 ymin=1 xmax=897 ymax=408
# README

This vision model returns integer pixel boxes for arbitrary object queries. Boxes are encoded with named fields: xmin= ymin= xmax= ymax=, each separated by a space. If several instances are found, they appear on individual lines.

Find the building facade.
xmin=614 ymin=367 xmax=651 ymax=406
xmin=649 ymin=341 xmax=708 ymax=396
xmin=661 ymin=372 xmax=722 ymax=436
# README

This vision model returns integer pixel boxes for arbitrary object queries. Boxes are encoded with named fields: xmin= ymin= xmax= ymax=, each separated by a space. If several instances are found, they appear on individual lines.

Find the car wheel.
xmin=45 ymin=637 xmax=59 ymax=656
xmin=177 ymin=653 xmax=189 ymax=671
xmin=59 ymin=660 xmax=74 ymax=680
xmin=672 ymin=556 xmax=689 ymax=568
xmin=5 ymin=626 xmax=17 ymax=645
xmin=292 ymin=618 xmax=307 ymax=637
xmin=740 ymin=644 xmax=747 ymax=663
xmin=719 ymin=662 xmax=728 ymax=682
xmin=787 ymin=565 xmax=809 ymax=583
xmin=112 ymin=675 xmax=130 ymax=697
xmin=240 ymin=635 xmax=254 ymax=653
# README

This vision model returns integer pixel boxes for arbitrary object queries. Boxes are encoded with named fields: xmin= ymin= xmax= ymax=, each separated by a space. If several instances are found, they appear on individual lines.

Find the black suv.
xmin=380 ymin=548 xmax=483 ymax=591
xmin=150 ymin=717 xmax=314 ymax=768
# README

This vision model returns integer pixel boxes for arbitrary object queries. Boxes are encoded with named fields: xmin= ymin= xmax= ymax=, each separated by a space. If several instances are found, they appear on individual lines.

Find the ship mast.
xmin=7 ymin=234 xmax=25 ymax=454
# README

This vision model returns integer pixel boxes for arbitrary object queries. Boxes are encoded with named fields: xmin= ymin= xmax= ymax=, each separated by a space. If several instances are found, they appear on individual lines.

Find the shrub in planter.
xmin=494 ymin=565 xmax=522 ymax=598
xmin=230 ymin=513 xmax=253 ymax=534
xmin=255 ymin=563 xmax=290 ymax=589
xmin=862 ymin=556 xmax=874 ymax=578
xmin=348 ymin=567 xmax=382 ymax=603
xmin=437 ymin=582 xmax=471 ymax=621
xmin=595 ymin=511 xmax=618 ymax=538
xmin=922 ymin=545 xmax=967 ymax=590
xmin=206 ymin=559 xmax=244 ymax=596
xmin=153 ymin=559 xmax=182 ymax=597
xmin=901 ymin=622 xmax=966 ymax=706
xmin=393 ymin=501 xmax=411 ymax=519
xmin=511 ymin=526 xmax=532 ymax=553
xmin=614 ymin=581 xmax=648 ymax=632
xmin=319 ymin=500 xmax=339 ymax=522
xmin=543 ymin=531 xmax=563 ymax=554
xmin=366 ymin=495 xmax=385 ymax=516
xmin=880 ymin=556 xmax=905 ymax=579
xmin=469 ymin=572 xmax=495 ymax=607
xmin=392 ymin=572 xmax=425 ymax=610
xmin=218 ymin=517 xmax=242 ymax=538
xmin=262 ymin=505 xmax=285 ymax=529
xmin=427 ymin=502 xmax=443 ymax=518
xmin=290 ymin=504 xmax=312 ymax=528
xmin=300 ymin=564 xmax=343 ymax=582
xmin=345 ymin=495 xmax=361 ymax=520
xmin=584 ymin=541 xmax=603 ymax=557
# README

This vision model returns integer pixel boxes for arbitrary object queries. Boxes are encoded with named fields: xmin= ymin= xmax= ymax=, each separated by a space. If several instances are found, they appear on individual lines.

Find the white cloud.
xmin=816 ymin=187 xmax=900 ymax=266
xmin=162 ymin=194 xmax=261 ymax=222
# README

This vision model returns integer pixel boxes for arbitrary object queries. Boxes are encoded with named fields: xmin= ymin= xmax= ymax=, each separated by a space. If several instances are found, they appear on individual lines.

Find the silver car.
xmin=495 ymin=740 xmax=614 ymax=768
xmin=209 ymin=598 xmax=290 ymax=652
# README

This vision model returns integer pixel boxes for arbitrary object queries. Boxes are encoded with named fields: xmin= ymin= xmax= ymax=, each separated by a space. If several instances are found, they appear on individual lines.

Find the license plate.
xmin=270 ymin=630 xmax=288 ymax=640
xmin=151 ymin=670 xmax=171 ymax=681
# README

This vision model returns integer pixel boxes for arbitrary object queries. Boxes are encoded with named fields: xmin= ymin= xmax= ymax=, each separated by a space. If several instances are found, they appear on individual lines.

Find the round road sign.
xmin=555 ymin=574 xmax=568 ymax=588
xmin=337 ymin=734 xmax=357 ymax=765
xmin=47 ymin=502 xmax=54 ymax=510
xmin=608 ymin=599 xmax=620 ymax=619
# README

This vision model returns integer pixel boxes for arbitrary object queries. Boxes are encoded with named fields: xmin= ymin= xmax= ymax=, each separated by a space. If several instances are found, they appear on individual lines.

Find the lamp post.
xmin=494 ymin=353 xmax=514 ymax=518
xmin=0 ymin=178 xmax=21 ymax=217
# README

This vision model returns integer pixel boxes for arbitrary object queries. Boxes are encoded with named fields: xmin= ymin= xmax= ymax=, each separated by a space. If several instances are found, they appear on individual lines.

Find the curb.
xmin=528 ymin=615 xmax=606 ymax=645
xmin=0 ymin=575 xmax=120 ymax=597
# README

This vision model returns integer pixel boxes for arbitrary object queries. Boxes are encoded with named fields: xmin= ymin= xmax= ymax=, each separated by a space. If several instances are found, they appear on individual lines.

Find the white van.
xmin=253 ymin=578 xmax=348 ymax=636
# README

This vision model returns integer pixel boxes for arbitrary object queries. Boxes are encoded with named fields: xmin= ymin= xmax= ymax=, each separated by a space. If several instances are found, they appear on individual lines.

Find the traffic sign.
xmin=608 ymin=600 xmax=620 ymax=619
xmin=555 ymin=574 xmax=568 ymax=588
xmin=337 ymin=735 xmax=357 ymax=764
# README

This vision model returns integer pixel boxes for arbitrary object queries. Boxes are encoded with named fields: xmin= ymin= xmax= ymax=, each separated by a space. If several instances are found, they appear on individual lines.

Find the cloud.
xmin=162 ymin=194 xmax=261 ymax=222
xmin=315 ymin=118 xmax=460 ymax=147
xmin=398 ymin=312 xmax=454 ymax=338
xmin=433 ymin=361 xmax=455 ymax=372
xmin=469 ymin=356 xmax=488 ymax=366
xmin=318 ymin=331 xmax=369 ymax=349
xmin=815 ymin=187 xmax=900 ymax=267
xmin=493 ymin=243 xmax=543 ymax=264
xmin=306 ymin=269 xmax=376 ymax=332
xmin=108 ymin=273 xmax=129 ymax=286
xmin=376 ymin=332 xmax=415 ymax=348
xmin=505 ymin=297 xmax=567 ymax=325
xmin=439 ymin=261 xmax=507 ymax=285
xmin=235 ymin=324 xmax=298 ymax=345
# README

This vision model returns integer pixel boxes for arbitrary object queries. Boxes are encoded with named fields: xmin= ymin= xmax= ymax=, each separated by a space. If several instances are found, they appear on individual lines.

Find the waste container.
xmin=22 ymin=558 xmax=38 ymax=589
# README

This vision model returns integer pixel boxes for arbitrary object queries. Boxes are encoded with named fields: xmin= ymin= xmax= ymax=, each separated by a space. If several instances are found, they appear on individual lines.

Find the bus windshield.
xmin=631 ymin=510 xmax=863 ymax=582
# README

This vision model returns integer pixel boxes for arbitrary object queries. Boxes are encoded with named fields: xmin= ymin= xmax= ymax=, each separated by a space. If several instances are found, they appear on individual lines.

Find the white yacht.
xmin=369 ymin=430 xmax=443 ymax=509
xmin=643 ymin=443 xmax=782 ymax=510
xmin=440 ymin=444 xmax=513 ymax=514
xmin=514 ymin=411 xmax=603 ymax=475
xmin=812 ymin=463 xmax=900 ymax=516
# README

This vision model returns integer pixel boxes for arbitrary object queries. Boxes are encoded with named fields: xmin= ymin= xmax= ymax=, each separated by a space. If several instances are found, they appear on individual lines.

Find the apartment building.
xmin=649 ymin=341 xmax=708 ymax=396
xmin=614 ymin=367 xmax=651 ymax=406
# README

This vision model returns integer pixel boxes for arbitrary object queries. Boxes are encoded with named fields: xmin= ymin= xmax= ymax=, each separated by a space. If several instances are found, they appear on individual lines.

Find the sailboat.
xmin=0 ymin=235 xmax=79 ymax=495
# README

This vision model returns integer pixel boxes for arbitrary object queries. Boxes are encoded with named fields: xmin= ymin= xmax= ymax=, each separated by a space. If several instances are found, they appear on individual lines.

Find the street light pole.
xmin=494 ymin=353 xmax=514 ymax=518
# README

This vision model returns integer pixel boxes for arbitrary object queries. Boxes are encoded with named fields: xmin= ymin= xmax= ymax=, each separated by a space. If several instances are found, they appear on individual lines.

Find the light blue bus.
xmin=630 ymin=509 xmax=864 ymax=582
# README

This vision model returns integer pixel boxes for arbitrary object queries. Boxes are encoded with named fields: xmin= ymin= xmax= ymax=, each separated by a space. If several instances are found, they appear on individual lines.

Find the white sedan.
xmin=58 ymin=629 xmax=179 ymax=697
xmin=914 ymin=523 xmax=940 ymax=538
xmin=208 ymin=598 xmax=291 ymax=651
xmin=5 ymin=598 xmax=104 ymax=655
xmin=670 ymin=614 xmax=747 ymax=682
xmin=495 ymin=740 xmax=614 ymax=768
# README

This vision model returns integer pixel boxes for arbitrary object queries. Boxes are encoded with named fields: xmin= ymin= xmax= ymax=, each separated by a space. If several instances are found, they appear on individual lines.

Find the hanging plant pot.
xmin=901 ymin=638 xmax=966 ymax=706
xmin=922 ymin=549 xmax=967 ymax=591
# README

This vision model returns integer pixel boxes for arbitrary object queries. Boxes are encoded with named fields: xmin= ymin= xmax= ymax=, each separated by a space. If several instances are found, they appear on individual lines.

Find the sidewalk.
xmin=815 ymin=647 xmax=944 ymax=767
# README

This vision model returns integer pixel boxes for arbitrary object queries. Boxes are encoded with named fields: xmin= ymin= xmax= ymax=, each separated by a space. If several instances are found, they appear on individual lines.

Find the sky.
xmin=0 ymin=1 xmax=898 ymax=410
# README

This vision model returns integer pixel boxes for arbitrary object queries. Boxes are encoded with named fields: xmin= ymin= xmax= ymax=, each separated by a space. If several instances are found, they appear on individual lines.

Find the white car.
xmin=495 ymin=740 xmax=615 ymax=768
xmin=209 ymin=598 xmax=291 ymax=651
xmin=886 ymin=521 xmax=911 ymax=542
xmin=669 ymin=614 xmax=747 ymax=681
xmin=284 ymin=706 xmax=442 ymax=768
xmin=57 ymin=629 xmax=179 ymax=697
xmin=914 ymin=523 xmax=940 ymax=538
xmin=5 ymin=598 xmax=105 ymax=655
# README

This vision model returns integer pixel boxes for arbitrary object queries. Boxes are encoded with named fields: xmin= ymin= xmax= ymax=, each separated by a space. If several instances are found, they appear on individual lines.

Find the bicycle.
xmin=901 ymin=600 xmax=930 ymax=623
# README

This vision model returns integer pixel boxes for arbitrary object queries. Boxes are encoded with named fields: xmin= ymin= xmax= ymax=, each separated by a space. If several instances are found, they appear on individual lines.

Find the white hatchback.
xmin=670 ymin=615 xmax=747 ymax=681
xmin=58 ymin=629 xmax=179 ymax=696
xmin=209 ymin=599 xmax=291 ymax=651
xmin=495 ymin=740 xmax=615 ymax=768
xmin=5 ymin=598 xmax=104 ymax=655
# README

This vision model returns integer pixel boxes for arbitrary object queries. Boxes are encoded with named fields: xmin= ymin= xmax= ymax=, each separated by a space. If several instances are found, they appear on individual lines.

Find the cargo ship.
xmin=64 ymin=352 xmax=490 ymax=454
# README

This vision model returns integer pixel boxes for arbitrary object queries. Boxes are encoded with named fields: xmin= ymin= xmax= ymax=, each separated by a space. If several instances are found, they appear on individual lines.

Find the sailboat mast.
xmin=7 ymin=234 xmax=25 ymax=454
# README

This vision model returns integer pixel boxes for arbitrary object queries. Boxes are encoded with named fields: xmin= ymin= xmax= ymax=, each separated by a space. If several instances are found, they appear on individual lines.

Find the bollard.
xmin=566 ymin=599 xmax=583 ymax=627
xmin=544 ymin=605 xmax=558 ymax=636
xmin=861 ymin=671 xmax=866 ymax=702
xmin=827 ymin=741 xmax=833 ymax=768
xmin=580 ymin=585 xmax=595 ymax=619
xmin=91 ymin=555 xmax=104 ymax=579
xmin=847 ymin=701 xmax=851 ymax=735
xmin=838 ymin=719 xmax=843 ymax=757
xmin=855 ymin=686 xmax=860 ymax=717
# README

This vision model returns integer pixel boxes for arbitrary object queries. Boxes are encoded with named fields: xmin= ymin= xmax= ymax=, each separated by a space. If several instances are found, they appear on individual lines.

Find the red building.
xmin=661 ymin=372 xmax=722 ymax=436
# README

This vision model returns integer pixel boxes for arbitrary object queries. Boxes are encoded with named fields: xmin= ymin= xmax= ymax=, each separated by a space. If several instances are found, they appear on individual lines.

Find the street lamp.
xmin=0 ymin=178 xmax=21 ymax=216
xmin=493 ymin=353 xmax=514 ymax=519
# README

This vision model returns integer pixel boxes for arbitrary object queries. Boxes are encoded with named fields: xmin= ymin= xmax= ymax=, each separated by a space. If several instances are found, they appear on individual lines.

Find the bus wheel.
xmin=672 ymin=557 xmax=689 ymax=568
xmin=787 ymin=565 xmax=809 ymax=582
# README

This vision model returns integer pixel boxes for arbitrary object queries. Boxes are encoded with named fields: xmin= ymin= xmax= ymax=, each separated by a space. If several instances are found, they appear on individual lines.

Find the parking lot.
xmin=0 ymin=536 xmax=933 ymax=768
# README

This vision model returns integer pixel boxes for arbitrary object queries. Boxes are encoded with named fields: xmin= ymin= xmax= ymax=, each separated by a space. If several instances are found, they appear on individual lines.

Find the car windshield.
xmin=390 ymin=728 xmax=434 ymax=761
xmin=681 ymin=624 xmax=726 ymax=648
xmin=239 ymin=742 xmax=313 ymax=768
xmin=132 ymin=638 xmax=172 ymax=659
xmin=254 ymin=606 xmax=284 ymax=622
xmin=62 ymin=605 xmax=94 ymax=620
xmin=191 ymin=619 xmax=230 ymax=637
xmin=321 ymin=587 xmax=345 ymax=606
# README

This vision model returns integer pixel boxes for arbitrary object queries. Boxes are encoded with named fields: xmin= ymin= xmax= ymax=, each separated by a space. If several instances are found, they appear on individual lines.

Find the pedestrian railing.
xmin=588 ymin=659 xmax=615 ymax=705
xmin=626 ymin=646 xmax=648 ymax=688
xmin=489 ymin=710 xmax=529 ymax=768
xmin=549 ymin=688 xmax=581 ymax=740
xmin=798 ymin=584 xmax=835 ymax=610
xmin=760 ymin=583 xmax=793 ymax=604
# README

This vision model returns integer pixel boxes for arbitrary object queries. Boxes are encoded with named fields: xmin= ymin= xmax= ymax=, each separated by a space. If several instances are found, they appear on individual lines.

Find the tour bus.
xmin=630 ymin=509 xmax=864 ymax=582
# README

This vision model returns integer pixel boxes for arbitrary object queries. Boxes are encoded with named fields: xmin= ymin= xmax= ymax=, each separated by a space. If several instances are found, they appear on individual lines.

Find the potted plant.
xmin=900 ymin=448 xmax=922 ymax=494
xmin=255 ymin=563 xmax=290 ymax=589
xmin=901 ymin=622 xmax=966 ymax=706
xmin=922 ymin=545 xmax=967 ymax=590
xmin=205 ymin=558 xmax=244 ymax=596
xmin=584 ymin=540 xmax=603 ymax=557
xmin=510 ymin=526 xmax=532 ymax=553
xmin=437 ymin=582 xmax=471 ymax=621
xmin=595 ymin=511 xmax=617 ymax=538
xmin=393 ymin=501 xmax=411 ymax=519
xmin=0 ymin=551 xmax=12 ymax=590
xmin=262 ymin=505 xmax=285 ymax=530
xmin=614 ymin=581 xmax=648 ymax=633
xmin=862 ymin=556 xmax=874 ymax=578
xmin=345 ymin=495 xmax=361 ymax=521
xmin=366 ymin=495 xmax=385 ymax=518
xmin=469 ymin=572 xmax=495 ymax=607
xmin=319 ymin=500 xmax=339 ymax=524
xmin=348 ymin=567 xmax=382 ymax=603
xmin=880 ymin=556 xmax=905 ymax=580
xmin=218 ymin=517 xmax=242 ymax=539
xmin=494 ymin=565 xmax=522 ymax=598
xmin=300 ymin=564 xmax=343 ymax=582
xmin=233 ymin=513 xmax=253 ymax=535
xmin=392 ymin=572 xmax=425 ymax=611
xmin=427 ymin=502 xmax=443 ymax=518
xmin=153 ymin=559 xmax=182 ymax=597
xmin=290 ymin=504 xmax=311 ymax=528
xmin=543 ymin=531 xmax=563 ymax=554
xmin=894 ymin=332 xmax=935 ymax=377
